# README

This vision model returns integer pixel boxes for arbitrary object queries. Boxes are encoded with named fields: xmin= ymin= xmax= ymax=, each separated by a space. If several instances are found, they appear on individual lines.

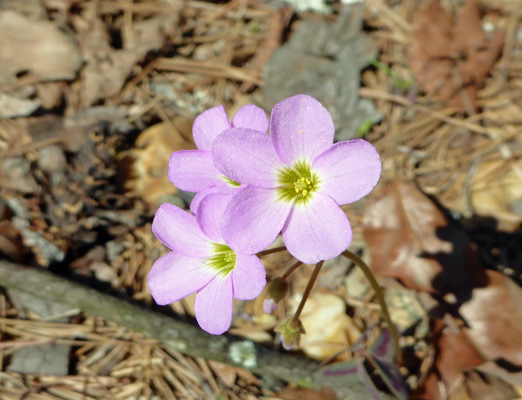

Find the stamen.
xmin=207 ymin=243 xmax=236 ymax=277
xmin=277 ymin=160 xmax=320 ymax=204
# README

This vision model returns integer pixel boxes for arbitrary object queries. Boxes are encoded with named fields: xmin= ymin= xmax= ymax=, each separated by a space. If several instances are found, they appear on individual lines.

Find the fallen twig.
xmin=0 ymin=259 xmax=392 ymax=399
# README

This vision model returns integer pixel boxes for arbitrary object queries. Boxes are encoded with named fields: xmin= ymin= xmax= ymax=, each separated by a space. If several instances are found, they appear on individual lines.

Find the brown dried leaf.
xmin=76 ymin=11 xmax=178 ymax=106
xmin=470 ymin=159 xmax=522 ymax=231
xmin=0 ymin=94 xmax=40 ymax=119
xmin=77 ymin=18 xmax=141 ymax=107
xmin=465 ymin=370 xmax=519 ymax=400
xmin=477 ymin=361 xmax=522 ymax=387
xmin=124 ymin=118 xmax=195 ymax=205
xmin=363 ymin=180 xmax=485 ymax=294
xmin=441 ymin=158 xmax=522 ymax=232
xmin=411 ymin=371 xmax=444 ymax=400
xmin=292 ymin=293 xmax=360 ymax=360
xmin=459 ymin=270 xmax=522 ymax=365
xmin=0 ymin=10 xmax=82 ymax=83
xmin=1 ymin=157 xmax=38 ymax=193
xmin=434 ymin=320 xmax=485 ymax=395
xmin=0 ymin=221 xmax=24 ymax=262
xmin=362 ymin=180 xmax=451 ymax=292
xmin=207 ymin=360 xmax=237 ymax=387
xmin=410 ymin=0 xmax=504 ymax=111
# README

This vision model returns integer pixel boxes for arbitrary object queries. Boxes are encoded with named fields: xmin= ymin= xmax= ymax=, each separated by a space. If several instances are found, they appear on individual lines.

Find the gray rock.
xmin=263 ymin=3 xmax=381 ymax=140
xmin=8 ymin=343 xmax=71 ymax=376
xmin=7 ymin=290 xmax=75 ymax=376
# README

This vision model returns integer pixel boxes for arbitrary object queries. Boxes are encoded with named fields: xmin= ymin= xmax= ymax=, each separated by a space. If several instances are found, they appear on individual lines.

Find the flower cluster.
xmin=149 ymin=94 xmax=381 ymax=335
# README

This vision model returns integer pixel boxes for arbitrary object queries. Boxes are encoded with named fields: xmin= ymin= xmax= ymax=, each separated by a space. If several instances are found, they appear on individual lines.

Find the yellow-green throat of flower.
xmin=207 ymin=243 xmax=236 ymax=277
xmin=277 ymin=160 xmax=320 ymax=204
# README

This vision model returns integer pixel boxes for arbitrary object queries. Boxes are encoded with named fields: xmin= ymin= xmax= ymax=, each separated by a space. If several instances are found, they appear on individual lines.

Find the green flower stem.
xmin=292 ymin=261 xmax=324 ymax=323
xmin=282 ymin=260 xmax=303 ymax=280
xmin=257 ymin=245 xmax=287 ymax=257
xmin=342 ymin=250 xmax=402 ymax=366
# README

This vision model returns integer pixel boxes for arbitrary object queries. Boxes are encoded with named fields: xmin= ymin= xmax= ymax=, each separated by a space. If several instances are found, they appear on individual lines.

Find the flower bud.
xmin=263 ymin=298 xmax=277 ymax=314
xmin=275 ymin=317 xmax=305 ymax=350
xmin=263 ymin=277 xmax=289 ymax=314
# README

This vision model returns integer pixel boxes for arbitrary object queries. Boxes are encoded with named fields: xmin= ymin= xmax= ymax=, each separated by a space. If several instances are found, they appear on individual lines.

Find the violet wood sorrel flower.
xmin=212 ymin=94 xmax=381 ymax=264
xmin=149 ymin=193 xmax=266 ymax=335
xmin=169 ymin=104 xmax=268 ymax=214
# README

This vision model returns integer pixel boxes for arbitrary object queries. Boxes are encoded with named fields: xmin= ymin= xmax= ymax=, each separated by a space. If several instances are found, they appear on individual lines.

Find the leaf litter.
xmin=409 ymin=0 xmax=504 ymax=112
xmin=0 ymin=0 xmax=522 ymax=399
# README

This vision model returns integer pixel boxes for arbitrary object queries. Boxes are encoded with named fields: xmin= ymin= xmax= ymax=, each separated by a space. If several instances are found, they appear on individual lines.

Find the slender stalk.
xmin=293 ymin=261 xmax=324 ymax=322
xmin=257 ymin=245 xmax=287 ymax=257
xmin=342 ymin=250 xmax=403 ymax=365
xmin=282 ymin=260 xmax=303 ymax=280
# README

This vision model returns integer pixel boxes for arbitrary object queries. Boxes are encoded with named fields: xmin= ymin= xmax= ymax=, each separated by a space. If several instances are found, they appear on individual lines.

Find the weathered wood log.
xmin=0 ymin=259 xmax=392 ymax=398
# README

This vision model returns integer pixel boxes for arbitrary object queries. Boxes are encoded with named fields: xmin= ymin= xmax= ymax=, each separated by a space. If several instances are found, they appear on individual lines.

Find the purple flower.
xmin=212 ymin=94 xmax=381 ymax=264
xmin=168 ymin=104 xmax=268 ymax=214
xmin=148 ymin=193 xmax=266 ymax=335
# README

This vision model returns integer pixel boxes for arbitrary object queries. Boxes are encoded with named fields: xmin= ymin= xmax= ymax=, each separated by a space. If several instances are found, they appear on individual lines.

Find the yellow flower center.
xmin=277 ymin=160 xmax=319 ymax=205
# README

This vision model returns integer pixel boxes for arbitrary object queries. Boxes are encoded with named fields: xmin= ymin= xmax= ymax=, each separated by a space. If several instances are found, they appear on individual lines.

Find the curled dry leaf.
xmin=0 ymin=10 xmax=82 ymax=83
xmin=292 ymin=293 xmax=361 ymax=360
xmin=410 ymin=0 xmax=504 ymax=112
xmin=0 ymin=93 xmax=40 ymax=119
xmin=411 ymin=372 xmax=444 ymax=400
xmin=464 ymin=159 xmax=522 ymax=232
xmin=465 ymin=370 xmax=520 ymax=400
xmin=362 ymin=180 xmax=477 ymax=293
xmin=77 ymin=13 xmax=179 ymax=106
xmin=364 ymin=181 xmax=522 ymax=390
xmin=432 ymin=319 xmax=485 ymax=395
xmin=459 ymin=269 xmax=522 ymax=366
xmin=124 ymin=118 xmax=195 ymax=205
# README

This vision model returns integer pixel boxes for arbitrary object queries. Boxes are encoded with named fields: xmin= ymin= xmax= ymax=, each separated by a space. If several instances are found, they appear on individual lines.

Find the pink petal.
xmin=190 ymin=184 xmax=235 ymax=215
xmin=195 ymin=275 xmax=233 ymax=335
xmin=148 ymin=252 xmax=216 ymax=305
xmin=152 ymin=203 xmax=211 ymax=257
xmin=313 ymin=140 xmax=381 ymax=205
xmin=193 ymin=105 xmax=231 ymax=151
xmin=282 ymin=194 xmax=352 ymax=264
xmin=232 ymin=254 xmax=266 ymax=300
xmin=221 ymin=186 xmax=291 ymax=254
xmin=270 ymin=94 xmax=335 ymax=166
xmin=232 ymin=104 xmax=269 ymax=133
xmin=196 ymin=193 xmax=232 ymax=243
xmin=212 ymin=128 xmax=284 ymax=188
xmin=168 ymin=150 xmax=223 ymax=192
